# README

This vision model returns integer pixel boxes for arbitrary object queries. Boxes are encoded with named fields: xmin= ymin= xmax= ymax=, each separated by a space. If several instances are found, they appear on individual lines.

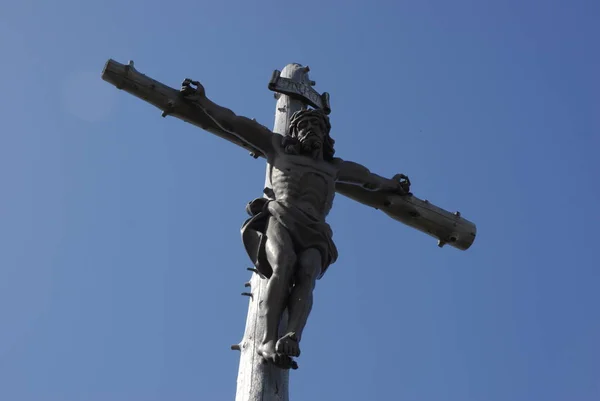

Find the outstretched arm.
xmin=180 ymin=79 xmax=275 ymax=157
xmin=334 ymin=158 xmax=411 ymax=194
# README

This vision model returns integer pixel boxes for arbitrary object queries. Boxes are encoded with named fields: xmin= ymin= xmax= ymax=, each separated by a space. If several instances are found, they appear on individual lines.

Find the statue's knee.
xmin=270 ymin=252 xmax=296 ymax=279
xmin=297 ymin=249 xmax=322 ymax=284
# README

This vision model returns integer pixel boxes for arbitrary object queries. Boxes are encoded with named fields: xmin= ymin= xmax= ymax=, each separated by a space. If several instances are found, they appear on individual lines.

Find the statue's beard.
xmin=282 ymin=132 xmax=323 ymax=159
xmin=300 ymin=136 xmax=322 ymax=158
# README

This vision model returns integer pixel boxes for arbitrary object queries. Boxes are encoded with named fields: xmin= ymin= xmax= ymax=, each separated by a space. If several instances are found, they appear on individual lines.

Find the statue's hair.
xmin=288 ymin=109 xmax=335 ymax=160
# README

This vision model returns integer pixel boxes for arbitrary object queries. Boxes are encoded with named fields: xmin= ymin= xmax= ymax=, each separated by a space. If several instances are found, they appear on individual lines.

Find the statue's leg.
xmin=276 ymin=248 xmax=321 ymax=358
xmin=257 ymin=217 xmax=297 ymax=367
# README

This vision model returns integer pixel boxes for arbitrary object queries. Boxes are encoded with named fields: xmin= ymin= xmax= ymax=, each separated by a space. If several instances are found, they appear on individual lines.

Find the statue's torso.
xmin=268 ymin=139 xmax=337 ymax=221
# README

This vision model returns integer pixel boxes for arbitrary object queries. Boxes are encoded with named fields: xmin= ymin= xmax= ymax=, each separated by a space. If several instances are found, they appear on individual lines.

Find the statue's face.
xmin=295 ymin=116 xmax=327 ymax=152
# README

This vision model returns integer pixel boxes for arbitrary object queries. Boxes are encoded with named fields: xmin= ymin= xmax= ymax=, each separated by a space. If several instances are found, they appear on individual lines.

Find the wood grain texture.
xmin=234 ymin=273 xmax=290 ymax=401
xmin=101 ymin=59 xmax=264 ymax=158
xmin=335 ymin=183 xmax=476 ymax=250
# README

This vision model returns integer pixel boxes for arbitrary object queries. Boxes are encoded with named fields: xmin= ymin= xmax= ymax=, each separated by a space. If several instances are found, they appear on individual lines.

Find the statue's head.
xmin=288 ymin=109 xmax=335 ymax=160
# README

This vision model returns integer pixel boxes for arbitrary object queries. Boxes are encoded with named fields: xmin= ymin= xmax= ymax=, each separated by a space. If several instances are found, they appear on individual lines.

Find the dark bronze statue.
xmin=180 ymin=80 xmax=410 ymax=369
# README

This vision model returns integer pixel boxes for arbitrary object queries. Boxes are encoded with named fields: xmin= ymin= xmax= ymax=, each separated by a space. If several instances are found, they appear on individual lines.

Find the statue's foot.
xmin=275 ymin=332 xmax=301 ymax=358
xmin=257 ymin=341 xmax=298 ymax=370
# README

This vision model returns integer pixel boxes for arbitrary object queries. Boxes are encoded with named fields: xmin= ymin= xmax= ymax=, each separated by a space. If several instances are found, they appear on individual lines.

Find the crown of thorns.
xmin=289 ymin=109 xmax=331 ymax=134
xmin=287 ymin=108 xmax=335 ymax=160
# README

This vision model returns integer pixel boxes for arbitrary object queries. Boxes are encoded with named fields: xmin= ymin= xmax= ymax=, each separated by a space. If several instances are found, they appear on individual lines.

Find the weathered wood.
xmin=335 ymin=183 xmax=476 ymax=250
xmin=101 ymin=59 xmax=264 ymax=158
xmin=101 ymin=59 xmax=476 ymax=251
xmin=235 ymin=273 xmax=289 ymax=401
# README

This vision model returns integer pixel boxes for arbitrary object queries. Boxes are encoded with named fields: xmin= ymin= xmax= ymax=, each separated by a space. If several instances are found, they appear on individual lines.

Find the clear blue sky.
xmin=1 ymin=0 xmax=599 ymax=400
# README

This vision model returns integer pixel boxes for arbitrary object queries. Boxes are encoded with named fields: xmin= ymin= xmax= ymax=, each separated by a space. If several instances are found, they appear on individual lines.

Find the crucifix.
xmin=102 ymin=59 xmax=476 ymax=401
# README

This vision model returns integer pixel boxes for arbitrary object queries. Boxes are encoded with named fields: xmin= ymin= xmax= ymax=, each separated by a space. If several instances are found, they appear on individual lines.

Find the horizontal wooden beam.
xmin=335 ymin=183 xmax=476 ymax=251
xmin=102 ymin=59 xmax=476 ymax=251
xmin=101 ymin=59 xmax=264 ymax=158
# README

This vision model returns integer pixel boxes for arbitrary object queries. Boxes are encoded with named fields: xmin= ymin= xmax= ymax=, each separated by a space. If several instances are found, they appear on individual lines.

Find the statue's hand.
xmin=180 ymin=78 xmax=206 ymax=98
xmin=392 ymin=173 xmax=411 ymax=195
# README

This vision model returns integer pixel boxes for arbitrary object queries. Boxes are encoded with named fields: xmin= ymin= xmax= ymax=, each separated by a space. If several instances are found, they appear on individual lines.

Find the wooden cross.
xmin=102 ymin=59 xmax=476 ymax=401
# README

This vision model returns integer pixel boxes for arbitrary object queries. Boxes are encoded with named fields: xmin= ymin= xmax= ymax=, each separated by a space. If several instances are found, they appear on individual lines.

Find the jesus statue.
xmin=179 ymin=79 xmax=411 ymax=370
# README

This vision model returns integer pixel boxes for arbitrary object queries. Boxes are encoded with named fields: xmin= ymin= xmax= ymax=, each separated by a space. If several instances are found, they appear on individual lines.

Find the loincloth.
xmin=241 ymin=198 xmax=338 ymax=280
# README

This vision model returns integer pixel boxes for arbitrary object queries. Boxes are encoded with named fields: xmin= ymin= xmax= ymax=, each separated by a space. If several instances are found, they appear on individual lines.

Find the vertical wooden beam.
xmin=234 ymin=63 xmax=312 ymax=401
